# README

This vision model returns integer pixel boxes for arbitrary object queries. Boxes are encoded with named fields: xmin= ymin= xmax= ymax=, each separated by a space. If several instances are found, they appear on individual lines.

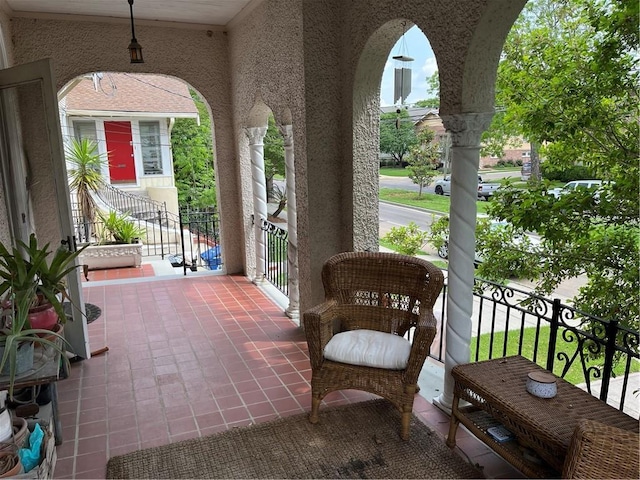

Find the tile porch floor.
xmin=54 ymin=272 xmax=523 ymax=479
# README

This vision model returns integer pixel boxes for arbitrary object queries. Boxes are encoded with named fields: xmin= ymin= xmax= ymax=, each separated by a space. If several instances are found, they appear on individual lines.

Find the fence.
xmin=261 ymin=219 xmax=288 ymax=295
xmin=179 ymin=208 xmax=221 ymax=273
xmin=428 ymin=278 xmax=639 ymax=414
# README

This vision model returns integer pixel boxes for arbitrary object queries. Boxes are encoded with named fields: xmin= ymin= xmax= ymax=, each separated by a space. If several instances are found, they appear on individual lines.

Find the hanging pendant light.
xmin=128 ymin=0 xmax=144 ymax=63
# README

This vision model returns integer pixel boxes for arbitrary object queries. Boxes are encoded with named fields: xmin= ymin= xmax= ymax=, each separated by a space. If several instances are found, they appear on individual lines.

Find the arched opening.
xmin=242 ymin=100 xmax=299 ymax=318
xmin=58 ymin=72 xmax=222 ymax=278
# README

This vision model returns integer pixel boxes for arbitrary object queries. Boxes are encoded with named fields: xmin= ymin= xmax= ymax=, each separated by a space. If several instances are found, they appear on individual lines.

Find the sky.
xmin=380 ymin=26 xmax=437 ymax=107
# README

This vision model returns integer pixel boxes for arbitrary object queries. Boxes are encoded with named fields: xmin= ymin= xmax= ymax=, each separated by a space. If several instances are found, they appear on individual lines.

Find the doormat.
xmin=106 ymin=399 xmax=483 ymax=479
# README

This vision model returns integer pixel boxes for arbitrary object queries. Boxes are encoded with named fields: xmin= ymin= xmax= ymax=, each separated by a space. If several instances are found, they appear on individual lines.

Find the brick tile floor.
xmin=52 ymin=273 xmax=519 ymax=479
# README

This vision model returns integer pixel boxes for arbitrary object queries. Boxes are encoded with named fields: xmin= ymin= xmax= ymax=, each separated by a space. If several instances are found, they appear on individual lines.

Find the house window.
xmin=73 ymin=121 xmax=97 ymax=142
xmin=140 ymin=121 xmax=163 ymax=175
xmin=522 ymin=151 xmax=531 ymax=157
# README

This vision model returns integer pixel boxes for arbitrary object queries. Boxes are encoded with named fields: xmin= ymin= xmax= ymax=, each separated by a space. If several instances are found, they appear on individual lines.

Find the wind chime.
xmin=392 ymin=21 xmax=414 ymax=107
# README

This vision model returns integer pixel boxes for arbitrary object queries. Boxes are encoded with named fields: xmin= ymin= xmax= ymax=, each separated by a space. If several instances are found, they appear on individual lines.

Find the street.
xmin=379 ymin=169 xmax=520 ymax=194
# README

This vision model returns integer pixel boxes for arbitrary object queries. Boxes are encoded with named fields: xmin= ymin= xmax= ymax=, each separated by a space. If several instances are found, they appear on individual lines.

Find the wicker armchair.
xmin=302 ymin=251 xmax=444 ymax=440
xmin=562 ymin=419 xmax=640 ymax=479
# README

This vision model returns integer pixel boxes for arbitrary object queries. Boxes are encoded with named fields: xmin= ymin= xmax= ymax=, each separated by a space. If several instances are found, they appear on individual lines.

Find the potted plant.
xmin=80 ymin=211 xmax=146 ymax=270
xmin=0 ymin=282 xmax=70 ymax=397
xmin=98 ymin=210 xmax=146 ymax=244
xmin=0 ymin=234 xmax=86 ymax=330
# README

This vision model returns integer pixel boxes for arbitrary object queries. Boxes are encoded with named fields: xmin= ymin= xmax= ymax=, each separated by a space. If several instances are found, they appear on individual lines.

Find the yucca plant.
xmin=66 ymin=138 xmax=108 ymax=241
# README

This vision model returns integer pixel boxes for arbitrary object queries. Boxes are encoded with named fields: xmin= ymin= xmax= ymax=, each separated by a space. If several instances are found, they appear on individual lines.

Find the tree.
xmin=414 ymin=71 xmax=440 ymax=108
xmin=379 ymin=109 xmax=419 ymax=166
xmin=263 ymin=114 xmax=286 ymax=201
xmin=406 ymin=129 xmax=439 ymax=197
xmin=484 ymin=0 xmax=639 ymax=333
xmin=171 ymin=90 xmax=217 ymax=210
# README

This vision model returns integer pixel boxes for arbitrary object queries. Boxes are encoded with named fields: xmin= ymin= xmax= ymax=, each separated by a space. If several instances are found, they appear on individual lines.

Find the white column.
xmin=246 ymin=126 xmax=268 ymax=284
xmin=278 ymin=124 xmax=300 ymax=319
xmin=433 ymin=112 xmax=493 ymax=412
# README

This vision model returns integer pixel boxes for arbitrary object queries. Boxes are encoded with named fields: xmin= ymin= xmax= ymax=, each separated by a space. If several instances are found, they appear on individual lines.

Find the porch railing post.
xmin=600 ymin=319 xmax=618 ymax=402
xmin=546 ymin=298 xmax=561 ymax=371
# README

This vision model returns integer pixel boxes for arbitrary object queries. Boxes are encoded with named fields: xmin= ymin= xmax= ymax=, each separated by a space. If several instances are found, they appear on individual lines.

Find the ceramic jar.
xmin=526 ymin=371 xmax=557 ymax=398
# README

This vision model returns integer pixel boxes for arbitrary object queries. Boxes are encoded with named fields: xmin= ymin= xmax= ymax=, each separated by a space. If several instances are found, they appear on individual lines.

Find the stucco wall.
xmin=0 ymin=7 xmax=12 ymax=247
xmin=226 ymin=0 xmax=525 ymax=312
xmin=9 ymin=17 xmax=244 ymax=273
xmin=3 ymin=0 xmax=526 ymax=315
xmin=227 ymin=0 xmax=306 ymax=285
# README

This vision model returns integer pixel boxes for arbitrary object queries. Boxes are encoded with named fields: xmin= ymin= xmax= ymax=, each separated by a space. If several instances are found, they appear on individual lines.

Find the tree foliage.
xmin=406 ymin=128 xmax=439 ymax=197
xmin=379 ymin=109 xmax=419 ymax=166
xmin=484 ymin=0 xmax=639 ymax=332
xmin=415 ymin=71 xmax=440 ymax=108
xmin=171 ymin=90 xmax=217 ymax=210
xmin=264 ymin=114 xmax=286 ymax=199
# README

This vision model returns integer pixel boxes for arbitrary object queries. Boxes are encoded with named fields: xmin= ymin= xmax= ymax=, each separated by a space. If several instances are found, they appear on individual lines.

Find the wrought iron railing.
xmin=261 ymin=219 xmax=288 ymax=295
xmin=96 ymin=183 xmax=167 ymax=224
xmin=178 ymin=207 xmax=221 ymax=273
xmin=428 ymin=277 xmax=639 ymax=414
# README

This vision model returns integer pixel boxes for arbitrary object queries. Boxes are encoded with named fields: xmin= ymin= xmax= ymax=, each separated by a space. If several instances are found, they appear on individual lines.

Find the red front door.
xmin=104 ymin=121 xmax=136 ymax=183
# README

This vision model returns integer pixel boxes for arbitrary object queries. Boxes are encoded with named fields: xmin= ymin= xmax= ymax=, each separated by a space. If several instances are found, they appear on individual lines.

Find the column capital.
xmin=277 ymin=123 xmax=294 ymax=147
xmin=245 ymin=126 xmax=267 ymax=145
xmin=440 ymin=112 xmax=494 ymax=147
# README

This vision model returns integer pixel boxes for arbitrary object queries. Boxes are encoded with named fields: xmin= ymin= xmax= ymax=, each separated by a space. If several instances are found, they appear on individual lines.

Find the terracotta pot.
xmin=28 ymin=302 xmax=58 ymax=331
xmin=36 ymin=322 xmax=63 ymax=344
xmin=11 ymin=418 xmax=28 ymax=449
xmin=0 ymin=451 xmax=21 ymax=477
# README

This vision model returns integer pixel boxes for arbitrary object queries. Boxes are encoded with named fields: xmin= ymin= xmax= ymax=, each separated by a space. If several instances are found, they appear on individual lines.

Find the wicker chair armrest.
xmin=403 ymin=317 xmax=437 ymax=382
xmin=562 ymin=419 xmax=640 ymax=479
xmin=302 ymin=300 xmax=339 ymax=370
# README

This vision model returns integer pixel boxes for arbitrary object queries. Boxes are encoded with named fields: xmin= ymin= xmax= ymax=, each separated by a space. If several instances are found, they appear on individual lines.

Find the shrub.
xmin=541 ymin=163 xmax=593 ymax=182
xmin=382 ymin=222 xmax=428 ymax=256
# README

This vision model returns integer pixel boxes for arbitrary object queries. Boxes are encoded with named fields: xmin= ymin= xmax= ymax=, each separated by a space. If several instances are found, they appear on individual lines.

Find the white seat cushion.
xmin=323 ymin=329 xmax=411 ymax=369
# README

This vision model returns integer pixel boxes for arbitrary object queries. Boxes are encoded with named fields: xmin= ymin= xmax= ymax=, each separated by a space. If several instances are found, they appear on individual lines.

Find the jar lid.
xmin=528 ymin=371 xmax=556 ymax=384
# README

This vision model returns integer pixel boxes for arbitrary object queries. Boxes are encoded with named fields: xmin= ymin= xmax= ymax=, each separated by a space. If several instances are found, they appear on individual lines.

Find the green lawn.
xmin=471 ymin=325 xmax=640 ymax=386
xmin=379 ymin=167 xmax=410 ymax=177
xmin=379 ymin=188 xmax=491 ymax=215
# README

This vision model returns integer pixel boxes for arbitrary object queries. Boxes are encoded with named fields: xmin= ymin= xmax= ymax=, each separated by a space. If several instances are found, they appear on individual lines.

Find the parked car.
xmin=521 ymin=162 xmax=531 ymax=181
xmin=549 ymin=180 xmax=602 ymax=199
xmin=433 ymin=175 xmax=501 ymax=200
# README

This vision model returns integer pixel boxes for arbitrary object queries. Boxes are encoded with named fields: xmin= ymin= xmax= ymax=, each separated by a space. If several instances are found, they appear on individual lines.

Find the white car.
xmin=549 ymin=180 xmax=602 ymax=199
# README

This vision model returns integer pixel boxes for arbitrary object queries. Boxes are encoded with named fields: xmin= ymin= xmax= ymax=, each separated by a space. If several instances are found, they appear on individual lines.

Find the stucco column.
xmin=433 ymin=112 xmax=493 ymax=412
xmin=278 ymin=123 xmax=300 ymax=319
xmin=246 ymin=126 xmax=268 ymax=284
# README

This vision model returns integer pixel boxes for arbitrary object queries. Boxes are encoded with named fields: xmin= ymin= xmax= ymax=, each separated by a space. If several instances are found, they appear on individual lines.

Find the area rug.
xmin=106 ymin=399 xmax=483 ymax=479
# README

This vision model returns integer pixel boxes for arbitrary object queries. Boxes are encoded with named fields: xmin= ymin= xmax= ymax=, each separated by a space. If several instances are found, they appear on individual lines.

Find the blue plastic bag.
xmin=19 ymin=422 xmax=44 ymax=472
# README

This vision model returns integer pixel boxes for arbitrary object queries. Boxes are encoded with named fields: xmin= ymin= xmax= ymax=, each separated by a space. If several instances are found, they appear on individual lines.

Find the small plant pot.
xmin=28 ymin=303 xmax=58 ymax=331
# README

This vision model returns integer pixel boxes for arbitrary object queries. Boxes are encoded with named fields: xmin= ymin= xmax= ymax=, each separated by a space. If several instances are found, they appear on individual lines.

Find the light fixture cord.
xmin=128 ymin=0 xmax=137 ymax=41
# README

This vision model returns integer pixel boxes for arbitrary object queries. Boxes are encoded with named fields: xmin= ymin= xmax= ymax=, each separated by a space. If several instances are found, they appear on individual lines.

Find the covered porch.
xmin=55 ymin=274 xmax=520 ymax=479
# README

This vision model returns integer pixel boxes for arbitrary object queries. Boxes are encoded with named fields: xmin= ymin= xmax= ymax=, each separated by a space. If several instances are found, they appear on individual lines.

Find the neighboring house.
xmin=59 ymin=73 xmax=199 ymax=215
xmin=381 ymin=105 xmax=531 ymax=168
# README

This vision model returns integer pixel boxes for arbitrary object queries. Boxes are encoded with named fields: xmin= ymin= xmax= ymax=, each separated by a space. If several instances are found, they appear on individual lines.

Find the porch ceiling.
xmin=4 ymin=0 xmax=255 ymax=26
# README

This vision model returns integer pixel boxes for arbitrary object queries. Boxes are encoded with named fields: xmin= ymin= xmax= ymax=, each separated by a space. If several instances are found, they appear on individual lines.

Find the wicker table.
xmin=446 ymin=355 xmax=639 ymax=478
